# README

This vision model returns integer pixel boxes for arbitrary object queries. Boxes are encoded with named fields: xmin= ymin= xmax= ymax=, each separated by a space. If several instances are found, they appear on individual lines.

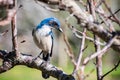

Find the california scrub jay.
xmin=32 ymin=17 xmax=63 ymax=61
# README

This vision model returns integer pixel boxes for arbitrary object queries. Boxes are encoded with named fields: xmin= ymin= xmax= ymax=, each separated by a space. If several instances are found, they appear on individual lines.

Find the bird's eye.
xmin=49 ymin=21 xmax=58 ymax=27
xmin=53 ymin=22 xmax=58 ymax=26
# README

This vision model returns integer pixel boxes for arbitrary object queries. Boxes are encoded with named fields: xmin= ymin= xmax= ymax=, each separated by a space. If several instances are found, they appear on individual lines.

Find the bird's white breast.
xmin=33 ymin=25 xmax=52 ymax=53
xmin=37 ymin=25 xmax=51 ymax=36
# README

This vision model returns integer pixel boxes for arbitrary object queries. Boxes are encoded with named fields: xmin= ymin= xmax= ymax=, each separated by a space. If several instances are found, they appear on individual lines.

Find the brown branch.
xmin=73 ymin=28 xmax=86 ymax=80
xmin=68 ymin=25 xmax=105 ymax=46
xmin=11 ymin=13 xmax=18 ymax=55
xmin=101 ymin=59 xmax=120 ymax=80
xmin=11 ymin=4 xmax=22 ymax=56
xmin=79 ymin=36 xmax=116 ymax=80
xmin=94 ymin=35 xmax=102 ymax=80
xmin=0 ymin=50 xmax=75 ymax=80
xmin=0 ymin=9 xmax=16 ymax=26
xmin=0 ymin=0 xmax=15 ymax=26
xmin=83 ymin=36 xmax=116 ymax=65
xmin=100 ymin=9 xmax=120 ymax=24
xmin=0 ymin=30 xmax=8 ymax=36
xmin=102 ymin=0 xmax=120 ymax=25
xmin=63 ymin=33 xmax=77 ymax=67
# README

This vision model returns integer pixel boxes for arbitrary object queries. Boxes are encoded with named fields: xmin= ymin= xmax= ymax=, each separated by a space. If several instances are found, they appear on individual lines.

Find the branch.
xmin=0 ymin=30 xmax=8 ymax=36
xmin=63 ymin=33 xmax=77 ymax=67
xmin=94 ymin=35 xmax=103 ymax=80
xmin=101 ymin=59 xmax=120 ymax=80
xmin=10 ymin=3 xmax=23 ymax=57
xmin=0 ymin=50 xmax=75 ymax=80
xmin=11 ymin=11 xmax=18 ymax=56
xmin=73 ymin=28 xmax=86 ymax=80
xmin=0 ymin=9 xmax=16 ymax=26
xmin=68 ymin=25 xmax=106 ymax=46
xmin=83 ymin=36 xmax=116 ymax=65
xmin=102 ymin=0 xmax=120 ymax=25
xmin=100 ymin=9 xmax=120 ymax=24
xmin=0 ymin=0 xmax=15 ymax=26
xmin=37 ymin=0 xmax=120 ymax=53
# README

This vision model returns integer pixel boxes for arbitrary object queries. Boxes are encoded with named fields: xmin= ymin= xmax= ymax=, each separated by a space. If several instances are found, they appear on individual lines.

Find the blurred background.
xmin=0 ymin=0 xmax=120 ymax=80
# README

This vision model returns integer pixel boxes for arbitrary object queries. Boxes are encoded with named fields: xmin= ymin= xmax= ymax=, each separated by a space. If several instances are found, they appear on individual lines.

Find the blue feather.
xmin=36 ymin=17 xmax=60 ymax=30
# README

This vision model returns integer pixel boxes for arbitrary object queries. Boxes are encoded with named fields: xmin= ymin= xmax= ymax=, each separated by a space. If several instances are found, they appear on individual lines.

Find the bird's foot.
xmin=42 ymin=71 xmax=50 ymax=79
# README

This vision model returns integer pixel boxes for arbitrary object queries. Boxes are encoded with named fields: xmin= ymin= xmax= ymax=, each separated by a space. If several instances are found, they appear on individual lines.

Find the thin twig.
xmin=96 ymin=3 xmax=115 ymax=32
xmin=11 ymin=1 xmax=19 ymax=56
xmin=64 ymin=48 xmax=77 ymax=67
xmin=68 ymin=25 xmax=106 ymax=46
xmin=11 ymin=14 xmax=17 ymax=52
xmin=73 ymin=28 xmax=86 ymax=76
xmin=0 ymin=30 xmax=9 ymax=36
xmin=83 ymin=36 xmax=117 ymax=65
xmin=63 ymin=32 xmax=77 ymax=67
xmin=100 ymin=9 xmax=120 ymax=24
xmin=63 ymin=33 xmax=79 ymax=79
xmin=102 ymin=0 xmax=120 ymax=25
xmin=101 ymin=59 xmax=120 ymax=80
xmin=64 ymin=20 xmax=81 ymax=79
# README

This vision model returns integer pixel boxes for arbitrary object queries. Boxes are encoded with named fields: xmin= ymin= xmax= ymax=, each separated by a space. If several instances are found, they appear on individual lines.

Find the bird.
xmin=32 ymin=17 xmax=63 ymax=61
xmin=32 ymin=17 xmax=63 ymax=79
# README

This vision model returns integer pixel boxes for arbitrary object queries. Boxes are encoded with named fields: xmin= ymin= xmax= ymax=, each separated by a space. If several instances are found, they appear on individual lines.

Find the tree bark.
xmin=0 ymin=50 xmax=75 ymax=80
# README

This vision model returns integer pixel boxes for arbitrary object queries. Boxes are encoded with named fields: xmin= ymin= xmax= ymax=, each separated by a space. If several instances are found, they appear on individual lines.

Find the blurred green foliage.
xmin=0 ymin=64 xmax=120 ymax=80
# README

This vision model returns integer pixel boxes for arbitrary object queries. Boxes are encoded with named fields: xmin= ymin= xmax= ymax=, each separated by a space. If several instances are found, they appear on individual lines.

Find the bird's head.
xmin=37 ymin=17 xmax=63 ymax=32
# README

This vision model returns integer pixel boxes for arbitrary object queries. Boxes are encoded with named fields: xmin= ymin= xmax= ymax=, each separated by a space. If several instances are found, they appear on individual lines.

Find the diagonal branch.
xmin=72 ymin=28 xmax=86 ymax=79
xmin=63 ymin=33 xmax=77 ymax=67
xmin=102 ymin=0 xmax=120 ymax=25
xmin=0 ymin=50 xmax=75 ymax=80
xmin=101 ymin=59 xmax=120 ymax=80
xmin=83 ymin=36 xmax=116 ymax=65
xmin=67 ymin=22 xmax=106 ymax=46
xmin=100 ymin=9 xmax=120 ymax=24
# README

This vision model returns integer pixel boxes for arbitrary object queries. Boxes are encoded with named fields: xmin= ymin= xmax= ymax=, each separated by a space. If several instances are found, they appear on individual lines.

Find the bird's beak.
xmin=58 ymin=28 xmax=63 ymax=32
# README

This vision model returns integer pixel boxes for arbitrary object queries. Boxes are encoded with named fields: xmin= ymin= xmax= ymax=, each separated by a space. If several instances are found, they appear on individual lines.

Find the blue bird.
xmin=32 ymin=17 xmax=63 ymax=61
xmin=32 ymin=17 xmax=63 ymax=79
